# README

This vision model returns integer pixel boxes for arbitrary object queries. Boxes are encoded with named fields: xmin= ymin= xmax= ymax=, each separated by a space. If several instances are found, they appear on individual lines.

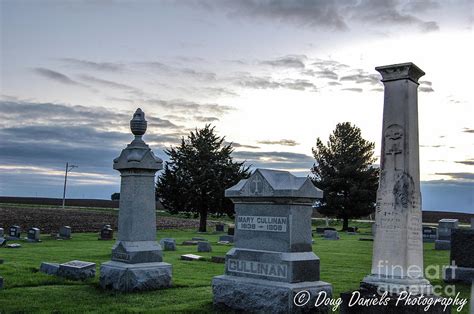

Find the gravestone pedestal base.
xmin=435 ymin=240 xmax=451 ymax=250
xmin=340 ymin=284 xmax=450 ymax=314
xmin=212 ymin=275 xmax=332 ymax=313
xmin=362 ymin=274 xmax=433 ymax=295
xmin=100 ymin=261 xmax=172 ymax=292
xmin=444 ymin=266 xmax=474 ymax=284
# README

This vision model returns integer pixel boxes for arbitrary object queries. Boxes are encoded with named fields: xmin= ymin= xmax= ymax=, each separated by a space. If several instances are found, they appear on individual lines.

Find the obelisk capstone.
xmin=362 ymin=63 xmax=432 ymax=294
xmin=100 ymin=108 xmax=172 ymax=292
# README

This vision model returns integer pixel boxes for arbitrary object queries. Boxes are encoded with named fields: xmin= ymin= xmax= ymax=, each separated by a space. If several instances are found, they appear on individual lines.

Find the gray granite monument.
xmin=435 ymin=218 xmax=458 ymax=250
xmin=212 ymin=169 xmax=332 ymax=313
xmin=59 ymin=226 xmax=71 ymax=239
xmin=444 ymin=228 xmax=474 ymax=283
xmin=100 ymin=108 xmax=172 ymax=292
xmin=422 ymin=226 xmax=437 ymax=243
xmin=26 ymin=227 xmax=41 ymax=242
xmin=341 ymin=63 xmax=448 ymax=313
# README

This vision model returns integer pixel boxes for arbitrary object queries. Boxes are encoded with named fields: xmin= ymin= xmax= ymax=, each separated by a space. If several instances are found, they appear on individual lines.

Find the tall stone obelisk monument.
xmin=362 ymin=63 xmax=432 ymax=294
xmin=100 ymin=108 xmax=172 ymax=292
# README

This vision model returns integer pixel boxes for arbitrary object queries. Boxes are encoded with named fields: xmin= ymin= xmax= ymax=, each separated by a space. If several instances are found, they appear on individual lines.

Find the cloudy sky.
xmin=0 ymin=0 xmax=473 ymax=212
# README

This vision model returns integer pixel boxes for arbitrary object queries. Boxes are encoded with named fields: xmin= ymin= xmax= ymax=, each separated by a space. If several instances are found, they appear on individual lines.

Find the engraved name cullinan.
xmin=227 ymin=259 xmax=287 ymax=279
xmin=237 ymin=216 xmax=288 ymax=232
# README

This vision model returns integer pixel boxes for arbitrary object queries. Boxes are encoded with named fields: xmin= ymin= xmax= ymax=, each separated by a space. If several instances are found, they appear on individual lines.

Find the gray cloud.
xmin=78 ymin=74 xmax=139 ymax=91
xmin=328 ymin=81 xmax=342 ymax=86
xmin=303 ymin=69 xmax=338 ymax=80
xmin=435 ymin=172 xmax=474 ymax=181
xmin=419 ymin=86 xmax=434 ymax=92
xmin=187 ymin=0 xmax=440 ymax=32
xmin=233 ymin=74 xmax=317 ymax=92
xmin=463 ymin=128 xmax=474 ymax=133
xmin=403 ymin=0 xmax=440 ymax=13
xmin=60 ymin=58 xmax=125 ymax=72
xmin=340 ymin=72 xmax=381 ymax=85
xmin=260 ymin=55 xmax=306 ymax=69
xmin=455 ymin=159 xmax=474 ymax=166
xmin=342 ymin=87 xmax=363 ymax=92
xmin=33 ymin=68 xmax=82 ymax=86
xmin=138 ymin=61 xmax=216 ymax=80
xmin=193 ymin=116 xmax=220 ymax=122
xmin=257 ymin=139 xmax=299 ymax=146
xmin=228 ymin=142 xmax=261 ymax=149
xmin=347 ymin=0 xmax=440 ymax=32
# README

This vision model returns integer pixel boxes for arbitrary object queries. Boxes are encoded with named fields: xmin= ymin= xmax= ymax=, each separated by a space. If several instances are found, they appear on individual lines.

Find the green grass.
xmin=0 ymin=226 xmax=471 ymax=313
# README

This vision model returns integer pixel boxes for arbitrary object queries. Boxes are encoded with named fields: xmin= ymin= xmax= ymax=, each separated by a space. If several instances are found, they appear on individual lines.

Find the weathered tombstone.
xmin=227 ymin=226 xmax=235 ymax=235
xmin=218 ymin=235 xmax=234 ymax=243
xmin=59 ymin=226 xmax=71 ymax=239
xmin=435 ymin=218 xmax=458 ymax=250
xmin=58 ymin=260 xmax=96 ymax=280
xmin=324 ymin=230 xmax=339 ymax=240
xmin=40 ymin=262 xmax=60 ymax=275
xmin=100 ymin=109 xmax=172 ymax=292
xmin=8 ymin=225 xmax=21 ymax=240
xmin=197 ymin=241 xmax=212 ymax=252
xmin=444 ymin=229 xmax=474 ymax=283
xmin=212 ymin=169 xmax=332 ymax=313
xmin=27 ymin=227 xmax=41 ymax=242
xmin=99 ymin=225 xmax=114 ymax=240
xmin=159 ymin=238 xmax=176 ymax=251
xmin=211 ymin=256 xmax=226 ymax=263
xmin=340 ymin=63 xmax=448 ymax=313
xmin=422 ymin=226 xmax=437 ymax=243
xmin=215 ymin=224 xmax=225 ymax=232
xmin=181 ymin=254 xmax=203 ymax=261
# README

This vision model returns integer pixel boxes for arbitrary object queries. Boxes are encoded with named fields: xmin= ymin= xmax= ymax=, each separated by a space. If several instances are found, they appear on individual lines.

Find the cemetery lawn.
xmin=0 ymin=227 xmax=471 ymax=313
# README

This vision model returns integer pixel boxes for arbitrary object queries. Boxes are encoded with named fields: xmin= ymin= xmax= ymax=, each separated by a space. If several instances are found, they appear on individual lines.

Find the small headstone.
xmin=39 ymin=262 xmax=60 ymax=275
xmin=192 ymin=237 xmax=206 ymax=241
xmin=422 ymin=226 xmax=437 ymax=243
xmin=324 ymin=230 xmax=339 ymax=240
xmin=159 ymin=239 xmax=176 ymax=251
xmin=227 ymin=226 xmax=235 ymax=235
xmin=6 ymin=243 xmax=21 ymax=248
xmin=59 ymin=226 xmax=72 ymax=239
xmin=218 ymin=235 xmax=234 ymax=243
xmin=8 ymin=225 xmax=21 ymax=240
xmin=315 ymin=227 xmax=325 ymax=234
xmin=347 ymin=226 xmax=358 ymax=234
xmin=99 ymin=225 xmax=113 ymax=240
xmin=57 ymin=260 xmax=96 ymax=280
xmin=27 ymin=227 xmax=41 ymax=242
xmin=211 ymin=256 xmax=226 ymax=263
xmin=215 ymin=224 xmax=225 ymax=232
xmin=197 ymin=241 xmax=212 ymax=252
xmin=182 ymin=240 xmax=199 ymax=245
xmin=181 ymin=254 xmax=203 ymax=261
xmin=435 ymin=219 xmax=458 ymax=250
xmin=444 ymin=229 xmax=474 ymax=283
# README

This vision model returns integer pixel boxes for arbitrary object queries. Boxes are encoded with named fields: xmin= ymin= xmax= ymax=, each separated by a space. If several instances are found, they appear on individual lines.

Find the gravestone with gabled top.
xmin=99 ymin=109 xmax=172 ymax=292
xmin=212 ymin=169 xmax=332 ymax=313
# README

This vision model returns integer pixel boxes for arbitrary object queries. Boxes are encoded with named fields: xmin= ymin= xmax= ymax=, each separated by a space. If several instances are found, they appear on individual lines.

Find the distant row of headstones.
xmin=0 ymin=224 xmax=116 ymax=246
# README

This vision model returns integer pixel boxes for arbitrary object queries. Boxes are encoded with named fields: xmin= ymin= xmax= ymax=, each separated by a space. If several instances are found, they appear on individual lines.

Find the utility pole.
xmin=62 ymin=162 xmax=78 ymax=209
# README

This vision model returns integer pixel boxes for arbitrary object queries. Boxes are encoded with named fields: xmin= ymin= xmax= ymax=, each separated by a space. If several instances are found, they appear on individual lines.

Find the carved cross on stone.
xmin=251 ymin=175 xmax=263 ymax=195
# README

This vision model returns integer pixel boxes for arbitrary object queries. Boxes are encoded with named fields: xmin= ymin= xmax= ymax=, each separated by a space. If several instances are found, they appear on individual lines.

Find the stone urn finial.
xmin=130 ymin=108 xmax=147 ymax=138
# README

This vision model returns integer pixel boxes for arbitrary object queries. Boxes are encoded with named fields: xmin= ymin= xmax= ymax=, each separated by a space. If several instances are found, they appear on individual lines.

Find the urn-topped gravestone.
xmin=212 ymin=169 xmax=332 ymax=313
xmin=100 ymin=108 xmax=172 ymax=292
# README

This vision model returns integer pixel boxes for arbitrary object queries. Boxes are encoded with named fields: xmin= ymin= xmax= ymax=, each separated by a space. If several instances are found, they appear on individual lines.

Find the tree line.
xmin=114 ymin=123 xmax=379 ymax=232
